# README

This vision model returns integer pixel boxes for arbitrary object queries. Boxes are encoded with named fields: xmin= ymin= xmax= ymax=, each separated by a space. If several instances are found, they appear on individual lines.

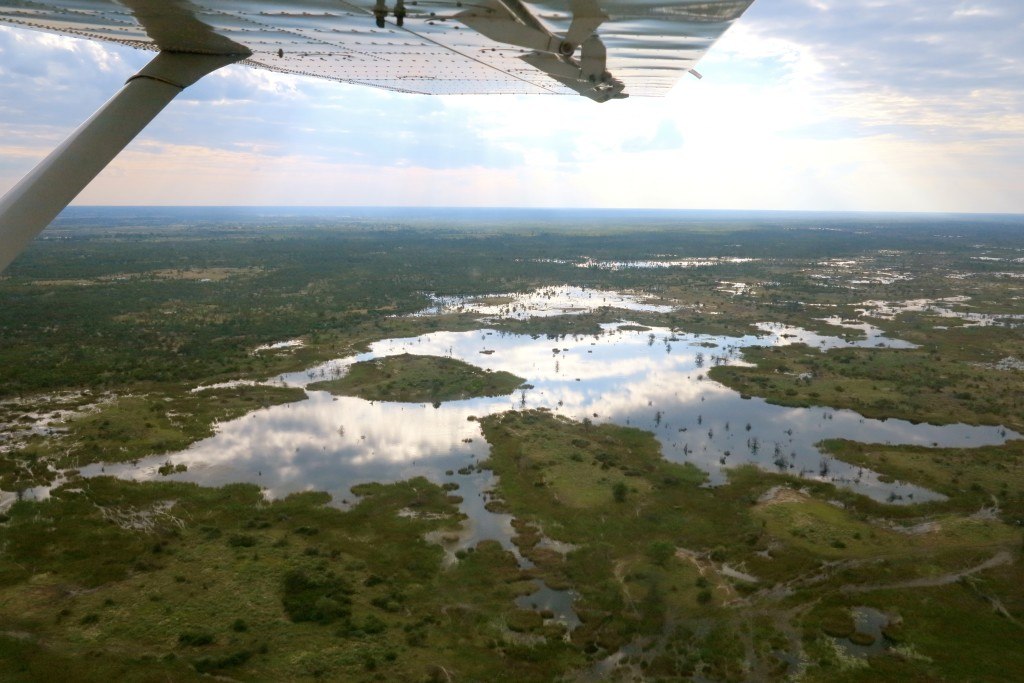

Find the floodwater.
xmin=575 ymin=257 xmax=756 ymax=271
xmin=79 ymin=286 xmax=1018 ymax=511
xmin=27 ymin=286 xmax=1024 ymax=625
xmin=412 ymin=285 xmax=674 ymax=319
xmin=757 ymin=318 xmax=917 ymax=350
xmin=529 ymin=257 xmax=756 ymax=271
xmin=834 ymin=606 xmax=891 ymax=658
xmin=856 ymin=297 xmax=1024 ymax=328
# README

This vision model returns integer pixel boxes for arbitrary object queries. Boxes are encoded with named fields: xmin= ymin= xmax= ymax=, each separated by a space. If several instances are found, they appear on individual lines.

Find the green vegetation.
xmin=308 ymin=353 xmax=524 ymax=403
xmin=3 ymin=209 xmax=1024 ymax=679
xmin=6 ymin=410 xmax=1018 ymax=680
xmin=710 ymin=342 xmax=1024 ymax=432
xmin=823 ymin=438 xmax=1024 ymax=525
xmin=1 ymin=384 xmax=304 ymax=491
xmin=0 ymin=476 xmax=584 ymax=681
xmin=4 ymin=209 xmax=1019 ymax=400
xmin=479 ymin=410 xmax=1023 ymax=681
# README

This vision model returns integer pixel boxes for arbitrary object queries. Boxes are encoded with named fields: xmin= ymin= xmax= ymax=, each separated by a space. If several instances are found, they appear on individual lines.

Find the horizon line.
xmin=58 ymin=206 xmax=1024 ymax=219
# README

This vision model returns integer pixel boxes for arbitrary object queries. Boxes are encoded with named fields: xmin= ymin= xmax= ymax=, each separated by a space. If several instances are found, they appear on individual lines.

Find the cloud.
xmin=1 ymin=2 xmax=1023 ymax=213
xmin=0 ymin=26 xmax=140 ymax=122
xmin=748 ymin=1 xmax=1022 ymax=91
xmin=623 ymin=120 xmax=685 ymax=152
xmin=721 ymin=0 xmax=1024 ymax=137
xmin=951 ymin=5 xmax=1001 ymax=20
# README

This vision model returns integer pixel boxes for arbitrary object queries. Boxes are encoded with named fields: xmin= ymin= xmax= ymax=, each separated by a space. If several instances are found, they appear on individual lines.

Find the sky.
xmin=0 ymin=0 xmax=1022 ymax=213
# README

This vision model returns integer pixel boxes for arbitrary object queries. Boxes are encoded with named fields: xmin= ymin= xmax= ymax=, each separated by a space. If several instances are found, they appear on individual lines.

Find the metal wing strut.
xmin=0 ymin=50 xmax=245 ymax=272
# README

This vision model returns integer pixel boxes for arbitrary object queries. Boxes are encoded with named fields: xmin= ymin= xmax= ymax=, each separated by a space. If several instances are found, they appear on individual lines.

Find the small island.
xmin=308 ymin=353 xmax=525 ymax=403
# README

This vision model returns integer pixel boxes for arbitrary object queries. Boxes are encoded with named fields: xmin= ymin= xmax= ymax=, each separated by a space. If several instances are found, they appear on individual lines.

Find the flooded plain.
xmin=7 ymin=280 xmax=1008 ymax=623
xmin=856 ymin=297 xmax=1024 ymax=328
xmin=412 ymin=285 xmax=675 ymax=319
xmin=77 ymin=287 xmax=1017 ymax=514
xmin=7 ymin=284 xmax=1023 ymax=640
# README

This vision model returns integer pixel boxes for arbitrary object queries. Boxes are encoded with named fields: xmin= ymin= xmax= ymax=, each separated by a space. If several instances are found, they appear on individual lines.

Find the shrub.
xmin=227 ymin=534 xmax=256 ymax=548
xmin=646 ymin=541 xmax=675 ymax=567
xmin=281 ymin=569 xmax=353 ymax=624
xmin=363 ymin=615 xmax=387 ymax=634
xmin=193 ymin=649 xmax=252 ymax=673
xmin=178 ymin=631 xmax=215 ymax=647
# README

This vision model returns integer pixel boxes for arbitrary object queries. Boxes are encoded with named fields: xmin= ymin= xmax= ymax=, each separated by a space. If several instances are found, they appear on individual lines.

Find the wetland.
xmin=1 ymin=208 xmax=1023 ymax=681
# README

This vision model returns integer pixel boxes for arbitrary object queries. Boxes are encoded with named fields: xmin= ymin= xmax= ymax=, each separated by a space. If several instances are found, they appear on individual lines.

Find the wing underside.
xmin=0 ymin=0 xmax=753 ymax=99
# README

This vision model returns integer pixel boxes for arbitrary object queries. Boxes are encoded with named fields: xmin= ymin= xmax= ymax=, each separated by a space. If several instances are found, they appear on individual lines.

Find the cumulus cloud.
xmin=623 ymin=120 xmax=685 ymax=152
xmin=746 ymin=0 xmax=1022 ymax=92
xmin=0 ymin=26 xmax=139 ymax=120
xmin=0 ymin=1 xmax=1022 ymax=212
xmin=720 ymin=0 xmax=1024 ymax=139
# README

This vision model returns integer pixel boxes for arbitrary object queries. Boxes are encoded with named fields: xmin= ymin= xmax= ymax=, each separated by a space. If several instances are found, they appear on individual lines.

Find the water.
xmin=21 ymin=286 xmax=1024 ymax=624
xmin=0 ymin=490 xmax=17 ymax=512
xmin=756 ymin=318 xmax=917 ymax=350
xmin=252 ymin=339 xmax=305 ymax=353
xmin=575 ymin=257 xmax=756 ymax=271
xmin=79 ymin=291 xmax=1016 ymax=509
xmin=834 ymin=606 xmax=891 ymax=658
xmin=856 ymin=297 xmax=1024 ymax=328
xmin=411 ymin=285 xmax=674 ymax=319
xmin=515 ymin=583 xmax=582 ymax=630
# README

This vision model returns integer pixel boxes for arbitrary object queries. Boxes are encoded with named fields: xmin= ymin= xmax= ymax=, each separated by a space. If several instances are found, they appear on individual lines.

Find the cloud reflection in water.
xmin=91 ymin=320 xmax=1016 ymax=507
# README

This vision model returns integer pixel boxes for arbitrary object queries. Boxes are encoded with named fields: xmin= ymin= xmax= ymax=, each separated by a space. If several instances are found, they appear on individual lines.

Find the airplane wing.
xmin=0 ymin=0 xmax=754 ymax=101
xmin=0 ymin=0 xmax=755 ymax=272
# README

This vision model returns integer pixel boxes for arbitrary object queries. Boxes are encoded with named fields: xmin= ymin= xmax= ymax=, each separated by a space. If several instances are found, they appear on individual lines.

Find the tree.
xmin=646 ymin=541 xmax=675 ymax=567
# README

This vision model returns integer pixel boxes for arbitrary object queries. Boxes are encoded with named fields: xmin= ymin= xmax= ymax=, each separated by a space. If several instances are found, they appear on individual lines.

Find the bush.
xmin=363 ymin=615 xmax=387 ymax=634
xmin=228 ymin=534 xmax=256 ymax=548
xmin=193 ymin=649 xmax=252 ymax=673
xmin=646 ymin=541 xmax=675 ymax=567
xmin=179 ymin=631 xmax=215 ymax=647
xmin=282 ymin=569 xmax=353 ymax=624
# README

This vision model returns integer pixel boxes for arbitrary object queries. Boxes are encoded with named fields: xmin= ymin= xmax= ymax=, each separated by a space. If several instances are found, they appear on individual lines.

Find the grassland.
xmin=3 ymin=209 xmax=1016 ymax=400
xmin=1 ymin=384 xmax=305 ymax=491
xmin=3 ymin=210 xmax=1024 ymax=679
xmin=709 ymin=341 xmax=1024 ymax=433
xmin=822 ymin=438 xmax=1024 ymax=525
xmin=308 ymin=354 xmax=524 ymax=403
xmin=479 ymin=410 xmax=1024 ymax=681
xmin=4 ymin=410 xmax=1018 ymax=680
xmin=0 ymin=476 xmax=584 ymax=681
